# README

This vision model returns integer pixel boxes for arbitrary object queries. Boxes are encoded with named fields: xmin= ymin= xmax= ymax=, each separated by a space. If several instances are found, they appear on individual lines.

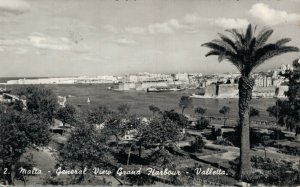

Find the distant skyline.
xmin=0 ymin=0 xmax=300 ymax=77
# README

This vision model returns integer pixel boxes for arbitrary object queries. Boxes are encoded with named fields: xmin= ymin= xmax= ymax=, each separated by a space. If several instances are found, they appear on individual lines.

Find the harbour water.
xmin=6 ymin=84 xmax=277 ymax=120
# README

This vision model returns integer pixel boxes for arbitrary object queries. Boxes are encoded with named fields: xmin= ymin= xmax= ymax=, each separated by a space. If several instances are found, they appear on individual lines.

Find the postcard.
xmin=0 ymin=0 xmax=299 ymax=186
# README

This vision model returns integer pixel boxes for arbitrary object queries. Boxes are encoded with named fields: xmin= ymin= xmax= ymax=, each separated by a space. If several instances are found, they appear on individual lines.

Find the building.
xmin=255 ymin=75 xmax=273 ymax=87
xmin=175 ymin=73 xmax=189 ymax=83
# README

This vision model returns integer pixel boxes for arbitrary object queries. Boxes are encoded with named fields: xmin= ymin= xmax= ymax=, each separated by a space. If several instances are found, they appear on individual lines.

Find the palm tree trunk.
xmin=238 ymin=76 xmax=254 ymax=178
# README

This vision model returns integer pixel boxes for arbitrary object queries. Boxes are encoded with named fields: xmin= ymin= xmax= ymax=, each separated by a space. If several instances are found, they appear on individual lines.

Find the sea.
xmin=4 ymin=84 xmax=277 ymax=120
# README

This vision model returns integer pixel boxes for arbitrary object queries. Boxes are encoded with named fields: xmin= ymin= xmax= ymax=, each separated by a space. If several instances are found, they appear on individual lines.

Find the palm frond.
xmin=201 ymin=42 xmax=225 ymax=51
xmin=217 ymin=33 xmax=237 ymax=54
xmin=211 ymin=39 xmax=237 ymax=54
xmin=254 ymin=44 xmax=278 ymax=59
xmin=275 ymin=38 xmax=291 ymax=46
xmin=255 ymin=28 xmax=273 ymax=48
xmin=245 ymin=24 xmax=253 ymax=46
xmin=253 ymin=46 xmax=299 ymax=70
xmin=205 ymin=50 xmax=221 ymax=57
xmin=218 ymin=53 xmax=226 ymax=62
xmin=226 ymin=55 xmax=243 ymax=72
xmin=225 ymin=28 xmax=244 ymax=45
xmin=202 ymin=24 xmax=299 ymax=76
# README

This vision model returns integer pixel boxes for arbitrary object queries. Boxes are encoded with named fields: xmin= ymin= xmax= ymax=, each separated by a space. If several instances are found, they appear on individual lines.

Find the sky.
xmin=0 ymin=0 xmax=300 ymax=77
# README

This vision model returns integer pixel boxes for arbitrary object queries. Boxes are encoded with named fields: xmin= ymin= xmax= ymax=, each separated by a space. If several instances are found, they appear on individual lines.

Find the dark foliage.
xmin=267 ymin=59 xmax=300 ymax=132
xmin=195 ymin=117 xmax=209 ymax=130
xmin=179 ymin=96 xmax=193 ymax=114
xmin=56 ymin=104 xmax=79 ymax=126
xmin=14 ymin=85 xmax=59 ymax=123
xmin=190 ymin=137 xmax=205 ymax=153
xmin=0 ymin=109 xmax=50 ymax=185
xmin=242 ymin=156 xmax=300 ymax=185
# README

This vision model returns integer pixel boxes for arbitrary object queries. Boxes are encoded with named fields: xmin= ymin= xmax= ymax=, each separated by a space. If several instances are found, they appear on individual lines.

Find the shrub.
xmin=190 ymin=136 xmax=205 ymax=153
xmin=244 ymin=156 xmax=300 ymax=185
xmin=270 ymin=129 xmax=285 ymax=140
xmin=195 ymin=117 xmax=209 ymax=130
xmin=214 ymin=137 xmax=233 ymax=146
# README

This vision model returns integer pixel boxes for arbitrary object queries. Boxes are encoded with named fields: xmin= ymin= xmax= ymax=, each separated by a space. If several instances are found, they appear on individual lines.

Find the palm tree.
xmin=179 ymin=96 xmax=193 ymax=114
xmin=202 ymin=24 xmax=299 ymax=178
xmin=219 ymin=106 xmax=230 ymax=127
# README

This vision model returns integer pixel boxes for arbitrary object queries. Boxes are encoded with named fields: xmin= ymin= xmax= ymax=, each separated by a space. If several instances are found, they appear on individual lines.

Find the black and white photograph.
xmin=0 ymin=0 xmax=300 ymax=186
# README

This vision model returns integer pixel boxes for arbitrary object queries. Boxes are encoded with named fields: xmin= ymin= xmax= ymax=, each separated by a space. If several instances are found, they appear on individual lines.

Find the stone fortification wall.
xmin=204 ymin=84 xmax=217 ymax=97
xmin=217 ymin=84 xmax=239 ymax=98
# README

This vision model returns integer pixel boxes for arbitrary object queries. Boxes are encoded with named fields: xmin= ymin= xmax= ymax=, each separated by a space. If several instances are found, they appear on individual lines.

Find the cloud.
xmin=182 ymin=12 xmax=249 ymax=29
xmin=212 ymin=18 xmax=249 ymax=29
xmin=183 ymin=13 xmax=200 ymax=24
xmin=103 ymin=25 xmax=119 ymax=33
xmin=0 ymin=33 xmax=82 ymax=54
xmin=125 ymin=27 xmax=145 ymax=34
xmin=104 ymin=13 xmax=248 ymax=36
xmin=0 ymin=38 xmax=28 ymax=54
xmin=82 ymin=55 xmax=111 ymax=63
xmin=148 ymin=22 xmax=174 ymax=34
xmin=28 ymin=33 xmax=73 ymax=51
xmin=249 ymin=3 xmax=300 ymax=25
xmin=15 ymin=47 xmax=27 ymax=54
xmin=168 ymin=19 xmax=184 ymax=29
xmin=0 ymin=0 xmax=30 ymax=15
xmin=115 ymin=38 xmax=137 ymax=46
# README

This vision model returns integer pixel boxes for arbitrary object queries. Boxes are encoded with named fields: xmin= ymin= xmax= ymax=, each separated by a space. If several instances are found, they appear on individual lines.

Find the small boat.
xmin=87 ymin=97 xmax=90 ymax=103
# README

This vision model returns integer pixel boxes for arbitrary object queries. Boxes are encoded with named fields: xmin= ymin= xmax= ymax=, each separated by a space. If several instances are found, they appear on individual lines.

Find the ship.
xmin=146 ymin=86 xmax=185 ymax=92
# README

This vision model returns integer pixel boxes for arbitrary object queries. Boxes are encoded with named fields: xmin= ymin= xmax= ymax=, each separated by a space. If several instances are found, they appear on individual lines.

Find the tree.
xmin=142 ymin=115 xmax=181 ymax=167
xmin=0 ymin=108 xmax=50 ymax=185
xmin=139 ymin=111 xmax=183 ymax=149
xmin=135 ymin=110 xmax=186 ymax=161
xmin=190 ymin=136 xmax=205 ymax=153
xmin=249 ymin=107 xmax=260 ymax=125
xmin=87 ymin=105 xmax=113 ymax=125
xmin=56 ymin=104 xmax=78 ymax=127
xmin=59 ymin=124 xmax=111 ymax=183
xmin=194 ymin=107 xmax=206 ymax=118
xmin=101 ymin=112 xmax=139 ymax=149
xmin=117 ymin=104 xmax=130 ymax=117
xmin=284 ymin=59 xmax=300 ymax=100
xmin=162 ymin=109 xmax=188 ymax=128
xmin=267 ymin=59 xmax=300 ymax=132
xmin=179 ymin=96 xmax=193 ymax=114
xmin=266 ymin=100 xmax=297 ymax=131
xmin=219 ymin=106 xmax=230 ymax=127
xmin=148 ymin=104 xmax=160 ymax=116
xmin=195 ymin=117 xmax=210 ymax=130
xmin=15 ymin=85 xmax=59 ymax=124
xmin=202 ymin=24 xmax=299 ymax=178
